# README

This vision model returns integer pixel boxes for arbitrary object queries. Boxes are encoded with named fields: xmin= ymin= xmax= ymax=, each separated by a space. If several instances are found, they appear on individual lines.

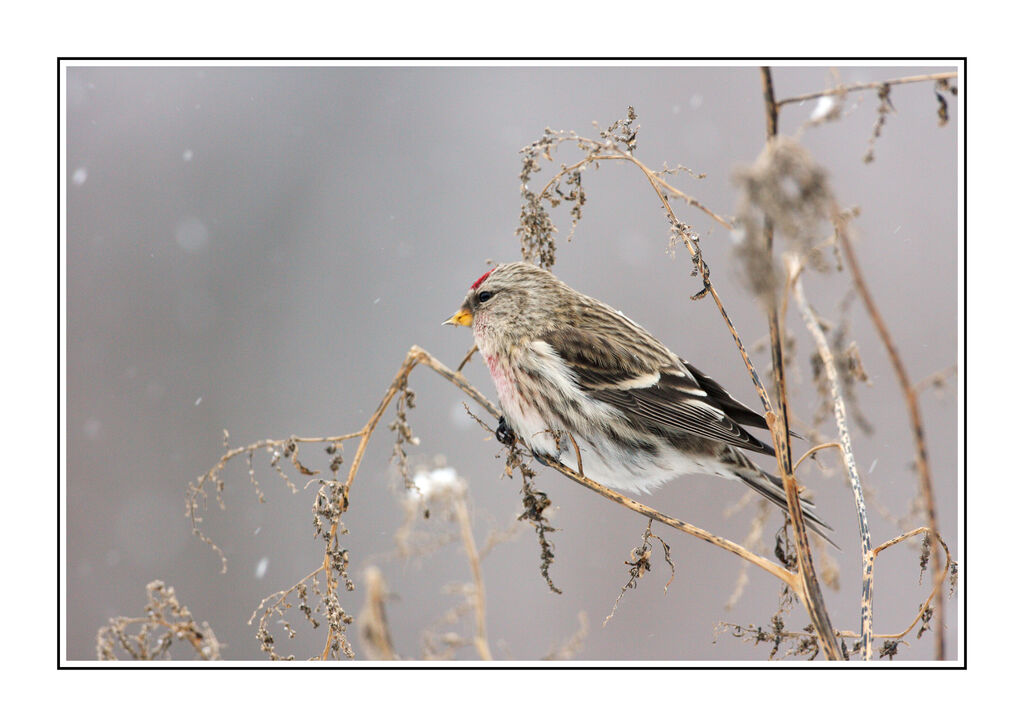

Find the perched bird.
xmin=445 ymin=261 xmax=835 ymax=545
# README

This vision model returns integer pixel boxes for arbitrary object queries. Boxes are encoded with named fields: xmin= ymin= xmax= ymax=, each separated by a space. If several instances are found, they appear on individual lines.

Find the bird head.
xmin=443 ymin=262 xmax=568 ymax=342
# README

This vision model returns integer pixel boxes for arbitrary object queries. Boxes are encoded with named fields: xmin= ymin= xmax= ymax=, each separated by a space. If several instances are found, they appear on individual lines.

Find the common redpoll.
xmin=445 ymin=262 xmax=835 ymax=545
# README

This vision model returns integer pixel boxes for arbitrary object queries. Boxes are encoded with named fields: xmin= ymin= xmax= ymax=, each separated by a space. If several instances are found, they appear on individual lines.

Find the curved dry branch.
xmin=790 ymin=254 xmax=873 ymax=657
xmin=867 ymin=527 xmax=951 ymax=643
xmin=776 ymin=71 xmax=958 ymax=107
xmin=538 ymin=153 xmax=734 ymax=232
xmin=793 ymin=441 xmax=843 ymax=473
xmin=837 ymin=222 xmax=946 ymax=660
xmin=535 ymin=452 xmax=796 ymax=587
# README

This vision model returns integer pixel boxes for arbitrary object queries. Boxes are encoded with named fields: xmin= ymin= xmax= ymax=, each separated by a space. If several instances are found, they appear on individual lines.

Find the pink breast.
xmin=485 ymin=354 xmax=517 ymax=404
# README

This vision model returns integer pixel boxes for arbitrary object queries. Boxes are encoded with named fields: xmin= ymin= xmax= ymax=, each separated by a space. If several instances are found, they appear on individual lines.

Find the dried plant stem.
xmin=452 ymin=496 xmax=493 ymax=660
xmin=521 ymin=440 xmax=938 ymax=648
xmin=204 ymin=433 xmax=363 ymax=480
xmin=837 ymin=225 xmax=945 ymax=660
xmin=776 ymin=71 xmax=958 ymax=107
xmin=790 ymin=255 xmax=873 ymax=658
xmin=456 ymin=344 xmax=478 ymax=373
xmin=536 ymin=453 xmax=796 ymax=585
xmin=97 ymin=581 xmax=221 ymax=660
xmin=187 ymin=430 xmax=364 ymax=573
xmin=866 ymin=527 xmax=951 ymax=641
xmin=188 ymin=345 xmax=502 ymax=660
xmin=636 ymin=165 xmax=775 ymax=414
xmin=316 ymin=346 xmax=498 ymax=659
xmin=761 ymin=66 xmax=842 ymax=661
xmin=539 ymin=154 xmax=734 ymax=232
xmin=793 ymin=442 xmax=843 ymax=472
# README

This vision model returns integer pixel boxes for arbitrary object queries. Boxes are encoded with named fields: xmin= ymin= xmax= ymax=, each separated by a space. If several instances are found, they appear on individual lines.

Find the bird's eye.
xmin=477 ymin=290 xmax=493 ymax=303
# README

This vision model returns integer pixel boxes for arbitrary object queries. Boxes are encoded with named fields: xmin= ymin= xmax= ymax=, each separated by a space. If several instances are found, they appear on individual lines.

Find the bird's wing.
xmin=540 ymin=326 xmax=776 ymax=456
xmin=683 ymin=360 xmax=802 ymax=441
xmin=682 ymin=361 xmax=771 ymax=431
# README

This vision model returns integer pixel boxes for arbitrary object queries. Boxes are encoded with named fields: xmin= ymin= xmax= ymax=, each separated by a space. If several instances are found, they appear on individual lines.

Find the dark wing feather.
xmin=682 ymin=361 xmax=770 ymax=431
xmin=685 ymin=361 xmax=802 ymax=440
xmin=541 ymin=326 xmax=776 ymax=456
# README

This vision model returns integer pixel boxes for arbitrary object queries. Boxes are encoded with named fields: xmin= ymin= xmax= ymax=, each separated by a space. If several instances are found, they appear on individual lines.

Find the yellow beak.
xmin=443 ymin=307 xmax=473 ymax=327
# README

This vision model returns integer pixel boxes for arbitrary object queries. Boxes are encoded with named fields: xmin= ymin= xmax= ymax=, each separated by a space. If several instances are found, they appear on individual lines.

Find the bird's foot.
xmin=495 ymin=415 xmax=516 ymax=446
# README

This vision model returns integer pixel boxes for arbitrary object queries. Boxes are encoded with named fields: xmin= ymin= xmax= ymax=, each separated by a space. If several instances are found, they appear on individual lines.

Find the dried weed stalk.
xmin=775 ymin=71 xmax=958 ymax=109
xmin=604 ymin=519 xmax=676 ymax=626
xmin=836 ymin=215 xmax=950 ymax=659
xmin=97 ymin=581 xmax=220 ymax=660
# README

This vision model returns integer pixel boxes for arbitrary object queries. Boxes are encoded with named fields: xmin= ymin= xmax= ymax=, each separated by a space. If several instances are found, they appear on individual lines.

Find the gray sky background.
xmin=65 ymin=63 xmax=959 ymax=661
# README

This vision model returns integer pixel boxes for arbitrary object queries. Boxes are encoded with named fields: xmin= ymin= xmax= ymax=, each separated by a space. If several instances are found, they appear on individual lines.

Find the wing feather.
xmin=540 ymin=325 xmax=776 ymax=456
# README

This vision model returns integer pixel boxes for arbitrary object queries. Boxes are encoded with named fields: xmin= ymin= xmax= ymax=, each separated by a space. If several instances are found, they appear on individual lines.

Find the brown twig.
xmin=538 ymin=154 xmax=734 ymax=232
xmin=191 ymin=346 xmax=504 ymax=660
xmin=187 ymin=430 xmax=363 ymax=573
xmin=776 ymin=72 xmax=958 ymax=107
xmin=536 ymin=452 xmax=797 ymax=587
xmin=248 ymin=567 xmax=326 ymax=660
xmin=760 ymin=66 xmax=842 ymax=661
xmin=97 ymin=581 xmax=221 ymax=660
xmin=793 ymin=441 xmax=843 ymax=473
xmin=456 ymin=344 xmax=478 ymax=373
xmin=865 ymin=527 xmax=951 ymax=642
xmin=837 ymin=221 xmax=945 ymax=660
xmin=566 ymin=431 xmax=585 ymax=477
xmin=605 ymin=519 xmax=676 ymax=625
xmin=315 ymin=346 xmax=498 ymax=659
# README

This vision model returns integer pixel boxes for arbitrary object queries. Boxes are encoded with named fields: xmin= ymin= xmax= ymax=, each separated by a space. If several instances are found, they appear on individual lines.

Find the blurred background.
xmin=65 ymin=63 xmax=959 ymax=661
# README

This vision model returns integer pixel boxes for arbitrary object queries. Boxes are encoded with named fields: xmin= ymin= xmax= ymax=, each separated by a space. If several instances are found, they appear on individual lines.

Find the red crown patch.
xmin=470 ymin=266 xmax=497 ymax=290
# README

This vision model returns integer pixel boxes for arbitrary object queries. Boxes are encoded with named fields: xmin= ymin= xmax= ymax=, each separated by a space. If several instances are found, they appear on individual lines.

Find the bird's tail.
xmin=728 ymin=452 xmax=838 ymax=549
